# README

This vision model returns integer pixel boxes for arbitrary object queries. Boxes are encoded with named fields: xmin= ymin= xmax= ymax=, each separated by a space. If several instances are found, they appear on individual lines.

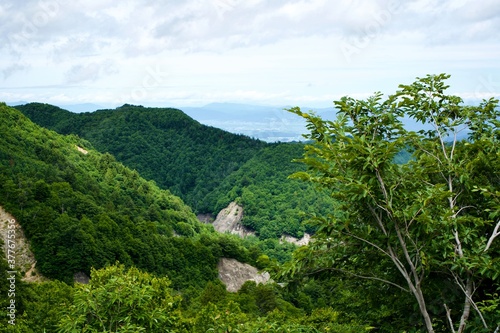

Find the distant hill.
xmin=207 ymin=143 xmax=336 ymax=239
xmin=182 ymin=103 xmax=336 ymax=142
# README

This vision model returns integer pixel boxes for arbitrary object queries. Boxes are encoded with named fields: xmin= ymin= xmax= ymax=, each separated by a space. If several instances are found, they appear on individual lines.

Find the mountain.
xmin=0 ymin=102 xmax=254 ymax=287
xmin=15 ymin=103 xmax=336 ymax=240
xmin=207 ymin=143 xmax=336 ymax=239
xmin=14 ymin=103 xmax=338 ymax=240
xmin=15 ymin=103 xmax=268 ymax=213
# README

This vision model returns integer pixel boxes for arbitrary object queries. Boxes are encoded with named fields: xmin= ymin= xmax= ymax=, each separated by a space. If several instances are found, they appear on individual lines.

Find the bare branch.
xmin=450 ymin=129 xmax=458 ymax=161
xmin=484 ymin=220 xmax=500 ymax=252
xmin=341 ymin=231 xmax=391 ymax=258
xmin=306 ymin=267 xmax=409 ymax=292
xmin=452 ymin=205 xmax=474 ymax=219
xmin=454 ymin=229 xmax=464 ymax=258
xmin=457 ymin=276 xmax=472 ymax=333
xmin=452 ymin=272 xmax=488 ymax=330
xmin=367 ymin=204 xmax=388 ymax=236
xmin=444 ymin=303 xmax=457 ymax=333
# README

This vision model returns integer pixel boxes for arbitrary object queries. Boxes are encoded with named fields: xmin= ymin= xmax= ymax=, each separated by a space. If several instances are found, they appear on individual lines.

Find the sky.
xmin=1 ymin=0 xmax=500 ymax=109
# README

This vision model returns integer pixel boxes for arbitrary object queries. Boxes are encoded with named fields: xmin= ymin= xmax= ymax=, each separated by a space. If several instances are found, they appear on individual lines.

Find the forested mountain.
xmin=3 ymin=75 xmax=498 ymax=332
xmin=0 ymin=103 xmax=256 ymax=287
xmin=209 ymin=143 xmax=336 ymax=239
xmin=0 ymin=103 xmax=373 ymax=332
xmin=15 ymin=103 xmax=267 ymax=212
xmin=15 ymin=103 xmax=336 ymax=239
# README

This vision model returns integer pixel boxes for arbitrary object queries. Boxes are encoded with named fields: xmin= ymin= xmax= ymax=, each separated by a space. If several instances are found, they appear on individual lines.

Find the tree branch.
xmin=367 ymin=204 xmax=388 ymax=236
xmin=306 ymin=267 xmax=409 ymax=292
xmin=452 ymin=271 xmax=488 ymax=330
xmin=484 ymin=220 xmax=500 ymax=252
xmin=444 ymin=303 xmax=457 ymax=333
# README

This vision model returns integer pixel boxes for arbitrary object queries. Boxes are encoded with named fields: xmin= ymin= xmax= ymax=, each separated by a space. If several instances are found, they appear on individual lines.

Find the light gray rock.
xmin=218 ymin=258 xmax=270 ymax=292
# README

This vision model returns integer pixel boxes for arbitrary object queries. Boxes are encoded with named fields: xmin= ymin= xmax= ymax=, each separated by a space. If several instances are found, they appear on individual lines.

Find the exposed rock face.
xmin=218 ymin=258 xmax=270 ymax=292
xmin=212 ymin=202 xmax=255 ymax=238
xmin=281 ymin=233 xmax=311 ymax=246
xmin=0 ymin=206 xmax=44 ymax=282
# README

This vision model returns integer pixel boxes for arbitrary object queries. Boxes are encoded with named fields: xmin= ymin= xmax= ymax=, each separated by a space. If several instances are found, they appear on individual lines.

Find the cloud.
xmin=0 ymin=0 xmax=499 ymax=106
xmin=2 ymin=0 xmax=498 ymax=59
xmin=64 ymin=59 xmax=118 ymax=84
xmin=2 ymin=63 xmax=29 ymax=79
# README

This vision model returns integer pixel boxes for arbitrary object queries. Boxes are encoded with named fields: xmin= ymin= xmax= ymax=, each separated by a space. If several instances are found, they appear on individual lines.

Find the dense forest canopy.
xmin=15 ymin=103 xmax=337 ymax=239
xmin=0 ymin=103 xmax=267 ymax=288
xmin=0 ymin=103 xmax=371 ymax=332
xmin=14 ymin=103 xmax=268 ymax=213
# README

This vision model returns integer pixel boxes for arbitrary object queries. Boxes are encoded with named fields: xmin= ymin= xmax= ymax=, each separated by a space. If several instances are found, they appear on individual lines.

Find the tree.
xmin=58 ymin=263 xmax=182 ymax=332
xmin=283 ymin=74 xmax=499 ymax=332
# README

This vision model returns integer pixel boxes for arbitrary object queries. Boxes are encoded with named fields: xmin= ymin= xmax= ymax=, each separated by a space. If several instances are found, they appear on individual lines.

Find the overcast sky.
xmin=1 ymin=0 xmax=499 ymax=108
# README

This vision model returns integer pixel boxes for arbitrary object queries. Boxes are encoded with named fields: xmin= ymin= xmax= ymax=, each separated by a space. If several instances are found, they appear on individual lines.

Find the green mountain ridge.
xmin=0 ymin=102 xmax=372 ymax=332
xmin=0 ymin=102 xmax=255 ymax=286
xmin=15 ymin=102 xmax=336 ymax=240
xmin=15 ymin=103 xmax=268 ymax=213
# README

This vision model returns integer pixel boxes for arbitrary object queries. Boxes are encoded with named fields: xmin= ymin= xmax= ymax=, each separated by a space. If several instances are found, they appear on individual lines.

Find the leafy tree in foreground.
xmin=283 ymin=74 xmax=499 ymax=332
xmin=58 ymin=264 xmax=182 ymax=332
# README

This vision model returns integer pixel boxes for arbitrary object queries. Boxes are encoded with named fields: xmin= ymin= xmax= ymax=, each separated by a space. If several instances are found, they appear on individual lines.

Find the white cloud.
xmin=0 ymin=0 xmax=499 ymax=106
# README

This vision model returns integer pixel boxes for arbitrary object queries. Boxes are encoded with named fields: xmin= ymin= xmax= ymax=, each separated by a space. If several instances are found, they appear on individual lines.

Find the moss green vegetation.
xmin=0 ymin=103 xmax=369 ymax=331
xmin=282 ymin=74 xmax=500 ymax=332
xmin=15 ymin=103 xmax=335 ymax=240
xmin=15 ymin=103 xmax=267 ymax=213
xmin=209 ymin=142 xmax=336 ymax=239
xmin=0 ymin=103 xmax=248 ymax=287
xmin=2 ymin=74 xmax=498 ymax=332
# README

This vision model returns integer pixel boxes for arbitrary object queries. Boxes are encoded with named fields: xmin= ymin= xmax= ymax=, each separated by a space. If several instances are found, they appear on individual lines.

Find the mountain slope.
xmin=0 ymin=103 xmax=246 ymax=286
xmin=15 ymin=103 xmax=337 ymax=240
xmin=15 ymin=103 xmax=267 ymax=212
xmin=209 ymin=143 xmax=336 ymax=239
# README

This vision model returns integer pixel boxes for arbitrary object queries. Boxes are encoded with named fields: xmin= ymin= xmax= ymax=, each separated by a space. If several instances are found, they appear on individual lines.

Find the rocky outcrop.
xmin=281 ymin=233 xmax=311 ymax=246
xmin=212 ymin=202 xmax=255 ymax=238
xmin=0 ymin=206 xmax=44 ymax=282
xmin=217 ymin=258 xmax=270 ymax=292
xmin=74 ymin=271 xmax=90 ymax=284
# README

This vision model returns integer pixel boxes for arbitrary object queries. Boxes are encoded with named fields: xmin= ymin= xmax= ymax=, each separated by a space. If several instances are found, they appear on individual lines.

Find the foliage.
xmin=15 ymin=103 xmax=335 ymax=241
xmin=209 ymin=143 xmax=336 ymax=239
xmin=14 ymin=103 xmax=267 ymax=212
xmin=282 ymin=74 xmax=500 ymax=332
xmin=0 ymin=103 xmax=242 ymax=287
xmin=58 ymin=263 xmax=181 ymax=332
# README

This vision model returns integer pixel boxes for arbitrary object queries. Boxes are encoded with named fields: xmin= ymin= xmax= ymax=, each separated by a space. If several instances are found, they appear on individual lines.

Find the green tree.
xmin=284 ymin=74 xmax=500 ymax=333
xmin=58 ymin=263 xmax=181 ymax=332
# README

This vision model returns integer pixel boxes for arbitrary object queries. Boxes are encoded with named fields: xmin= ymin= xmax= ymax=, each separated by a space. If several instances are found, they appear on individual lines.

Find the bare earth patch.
xmin=212 ymin=201 xmax=255 ymax=238
xmin=75 ymin=145 xmax=88 ymax=154
xmin=218 ymin=258 xmax=270 ymax=292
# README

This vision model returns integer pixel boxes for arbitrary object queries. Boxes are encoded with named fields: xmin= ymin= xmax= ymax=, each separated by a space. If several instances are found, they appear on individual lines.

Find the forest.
xmin=1 ymin=74 xmax=499 ymax=332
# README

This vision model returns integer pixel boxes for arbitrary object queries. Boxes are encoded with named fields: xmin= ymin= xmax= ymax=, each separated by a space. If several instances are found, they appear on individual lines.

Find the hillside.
xmin=0 ymin=102 xmax=372 ymax=332
xmin=15 ymin=103 xmax=267 ymax=212
xmin=15 ymin=103 xmax=339 ymax=240
xmin=208 ymin=143 xmax=336 ymax=239
xmin=0 ymin=103 xmax=255 ymax=287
